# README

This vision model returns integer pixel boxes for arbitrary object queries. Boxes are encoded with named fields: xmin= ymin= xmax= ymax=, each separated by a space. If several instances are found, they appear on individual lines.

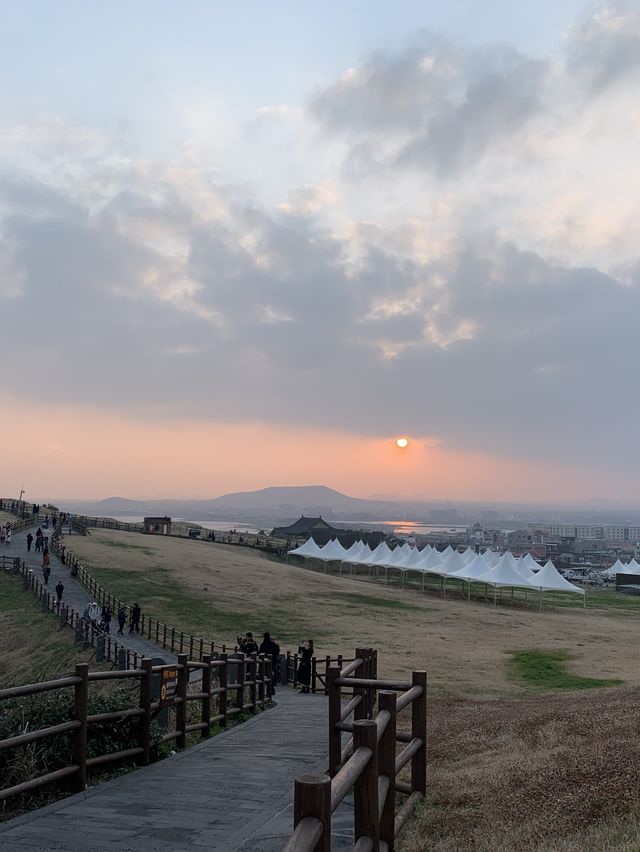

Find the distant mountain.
xmin=59 ymin=485 xmax=406 ymax=523
xmin=207 ymin=485 xmax=373 ymax=512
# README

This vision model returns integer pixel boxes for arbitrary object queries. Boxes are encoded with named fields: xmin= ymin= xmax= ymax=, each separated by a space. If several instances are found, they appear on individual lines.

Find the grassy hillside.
xmin=0 ymin=572 xmax=96 ymax=686
xmin=64 ymin=528 xmax=640 ymax=850
xmin=67 ymin=529 xmax=640 ymax=696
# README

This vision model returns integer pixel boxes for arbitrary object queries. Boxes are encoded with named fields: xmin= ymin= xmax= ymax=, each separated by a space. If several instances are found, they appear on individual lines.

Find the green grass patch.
xmin=74 ymin=558 xmax=329 ymax=646
xmin=338 ymin=592 xmax=426 ymax=612
xmin=0 ymin=573 xmax=96 ymax=685
xmin=510 ymin=649 xmax=622 ymax=691
xmin=95 ymin=538 xmax=154 ymax=556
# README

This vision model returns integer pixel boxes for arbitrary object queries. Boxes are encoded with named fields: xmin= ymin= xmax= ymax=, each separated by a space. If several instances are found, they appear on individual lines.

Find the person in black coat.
xmin=296 ymin=640 xmax=314 ymax=694
xmin=259 ymin=632 xmax=280 ymax=693
xmin=129 ymin=603 xmax=141 ymax=633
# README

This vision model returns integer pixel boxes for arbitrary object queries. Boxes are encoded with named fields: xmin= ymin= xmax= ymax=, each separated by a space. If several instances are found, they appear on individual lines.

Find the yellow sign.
xmin=159 ymin=666 xmax=178 ymax=706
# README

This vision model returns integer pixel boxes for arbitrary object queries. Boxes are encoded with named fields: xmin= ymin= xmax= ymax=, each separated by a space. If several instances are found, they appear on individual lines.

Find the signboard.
xmin=159 ymin=667 xmax=178 ymax=706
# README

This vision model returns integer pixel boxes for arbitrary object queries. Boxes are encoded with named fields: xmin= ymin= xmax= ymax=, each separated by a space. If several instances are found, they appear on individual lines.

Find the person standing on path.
xmin=117 ymin=607 xmax=126 ymax=635
xmin=35 ymin=528 xmax=43 ymax=553
xmin=296 ymin=639 xmax=314 ymax=694
xmin=42 ymin=549 xmax=51 ymax=585
xmin=5 ymin=525 xmax=11 ymax=546
xmin=259 ymin=632 xmax=280 ymax=693
xmin=129 ymin=603 xmax=141 ymax=633
xmin=55 ymin=581 xmax=64 ymax=603
xmin=101 ymin=606 xmax=112 ymax=634
xmin=26 ymin=532 xmax=33 ymax=552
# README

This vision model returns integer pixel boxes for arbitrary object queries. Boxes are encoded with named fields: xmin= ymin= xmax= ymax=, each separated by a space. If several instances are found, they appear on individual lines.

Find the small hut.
xmin=143 ymin=516 xmax=171 ymax=535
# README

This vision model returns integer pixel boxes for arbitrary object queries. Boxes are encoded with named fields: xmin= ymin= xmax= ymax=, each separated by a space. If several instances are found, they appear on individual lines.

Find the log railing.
xmin=0 ymin=651 xmax=274 ymax=804
xmin=284 ymin=649 xmax=426 ymax=852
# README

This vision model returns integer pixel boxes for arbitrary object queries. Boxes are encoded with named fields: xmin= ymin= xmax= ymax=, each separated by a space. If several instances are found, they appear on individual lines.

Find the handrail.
xmin=284 ymin=650 xmax=427 ymax=851
xmin=0 ymin=649 xmax=275 ymax=805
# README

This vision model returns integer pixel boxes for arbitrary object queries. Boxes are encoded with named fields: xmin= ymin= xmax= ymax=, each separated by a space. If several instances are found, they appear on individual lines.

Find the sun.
xmin=396 ymin=437 xmax=409 ymax=449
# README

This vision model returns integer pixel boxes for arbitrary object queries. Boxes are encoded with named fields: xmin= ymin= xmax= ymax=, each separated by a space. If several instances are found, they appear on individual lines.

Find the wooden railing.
xmin=284 ymin=649 xmax=426 ymax=852
xmin=0 ymin=651 xmax=274 ymax=804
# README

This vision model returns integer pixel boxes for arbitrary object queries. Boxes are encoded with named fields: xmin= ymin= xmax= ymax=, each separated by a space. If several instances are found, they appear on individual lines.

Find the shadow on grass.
xmin=510 ymin=649 xmax=623 ymax=691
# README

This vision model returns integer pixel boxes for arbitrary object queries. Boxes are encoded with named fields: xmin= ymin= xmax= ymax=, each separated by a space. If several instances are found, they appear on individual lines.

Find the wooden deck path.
xmin=0 ymin=524 xmax=353 ymax=850
xmin=0 ymin=687 xmax=353 ymax=851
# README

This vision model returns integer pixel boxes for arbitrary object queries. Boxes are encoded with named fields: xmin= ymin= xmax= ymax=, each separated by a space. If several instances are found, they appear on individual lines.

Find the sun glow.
xmin=396 ymin=437 xmax=409 ymax=449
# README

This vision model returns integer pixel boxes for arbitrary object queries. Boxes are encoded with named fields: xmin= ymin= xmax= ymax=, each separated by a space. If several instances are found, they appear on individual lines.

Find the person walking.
xmin=296 ymin=639 xmax=314 ymax=694
xmin=259 ymin=632 xmax=280 ymax=693
xmin=42 ymin=548 xmax=50 ymax=582
xmin=5 ymin=525 xmax=11 ymax=546
xmin=129 ymin=602 xmax=141 ymax=634
xmin=26 ymin=532 xmax=33 ymax=552
xmin=117 ymin=606 xmax=126 ymax=635
xmin=35 ymin=528 xmax=43 ymax=553
xmin=102 ymin=607 xmax=112 ymax=634
xmin=55 ymin=581 xmax=64 ymax=603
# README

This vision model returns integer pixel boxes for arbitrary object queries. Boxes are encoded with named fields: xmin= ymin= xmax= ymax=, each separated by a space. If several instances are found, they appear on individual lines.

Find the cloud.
xmin=1 ymin=157 xmax=639 ymax=483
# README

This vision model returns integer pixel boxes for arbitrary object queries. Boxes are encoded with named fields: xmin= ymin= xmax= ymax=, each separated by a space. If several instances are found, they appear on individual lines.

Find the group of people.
xmin=26 ymin=528 xmax=48 ymax=553
xmin=235 ymin=632 xmax=315 ymax=694
xmin=0 ymin=524 xmax=11 ymax=545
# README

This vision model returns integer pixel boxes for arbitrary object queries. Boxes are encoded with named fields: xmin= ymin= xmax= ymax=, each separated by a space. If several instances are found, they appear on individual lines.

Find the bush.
xmin=0 ymin=683 xmax=171 ymax=819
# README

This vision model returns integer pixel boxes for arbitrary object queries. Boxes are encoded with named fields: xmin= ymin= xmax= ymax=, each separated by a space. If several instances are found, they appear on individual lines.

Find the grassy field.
xmin=69 ymin=529 xmax=640 ymax=697
xmin=0 ymin=572 xmax=96 ymax=685
xmin=65 ymin=529 xmax=640 ymax=850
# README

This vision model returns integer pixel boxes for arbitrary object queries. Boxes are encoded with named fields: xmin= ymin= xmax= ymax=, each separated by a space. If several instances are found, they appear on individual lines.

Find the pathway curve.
xmin=0 ymin=687 xmax=353 ymax=851
xmin=4 ymin=526 xmax=177 ymax=664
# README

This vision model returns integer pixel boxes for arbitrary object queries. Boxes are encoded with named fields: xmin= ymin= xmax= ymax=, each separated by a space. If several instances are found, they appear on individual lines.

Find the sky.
xmin=1 ymin=1 xmax=639 ymax=503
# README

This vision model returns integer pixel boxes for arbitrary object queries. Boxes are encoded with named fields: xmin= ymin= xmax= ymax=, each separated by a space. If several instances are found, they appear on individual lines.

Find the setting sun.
xmin=396 ymin=437 xmax=409 ymax=449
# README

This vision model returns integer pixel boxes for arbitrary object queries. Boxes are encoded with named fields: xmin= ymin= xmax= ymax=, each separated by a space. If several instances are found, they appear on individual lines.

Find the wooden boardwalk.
xmin=0 ymin=525 xmax=353 ymax=850
xmin=0 ymin=688 xmax=353 ymax=851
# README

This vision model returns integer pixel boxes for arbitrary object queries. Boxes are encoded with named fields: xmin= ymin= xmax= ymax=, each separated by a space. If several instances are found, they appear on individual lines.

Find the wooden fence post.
xmin=354 ymin=648 xmax=367 ymax=721
xmin=353 ymin=719 xmax=379 ymax=851
xmin=171 ymin=627 xmax=175 ymax=653
xmin=327 ymin=666 xmax=341 ymax=777
xmin=311 ymin=656 xmax=317 ymax=694
xmin=219 ymin=653 xmax=228 ymax=726
xmin=257 ymin=655 xmax=265 ymax=704
xmin=73 ymin=663 xmax=89 ymax=792
xmin=236 ymin=652 xmax=245 ymax=715
xmin=140 ymin=658 xmax=152 ymax=765
xmin=286 ymin=651 xmax=291 ymax=685
xmin=293 ymin=773 xmax=331 ymax=852
xmin=411 ymin=671 xmax=427 ymax=796
xmin=293 ymin=653 xmax=298 ymax=687
xmin=176 ymin=653 xmax=188 ymax=749
xmin=249 ymin=654 xmax=257 ymax=712
xmin=378 ymin=691 xmax=397 ymax=850
xmin=202 ymin=654 xmax=212 ymax=738
xmin=265 ymin=655 xmax=273 ymax=700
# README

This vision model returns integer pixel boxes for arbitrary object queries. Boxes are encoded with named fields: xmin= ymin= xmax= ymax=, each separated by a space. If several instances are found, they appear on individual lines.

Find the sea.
xmin=112 ymin=516 xmax=467 ymax=537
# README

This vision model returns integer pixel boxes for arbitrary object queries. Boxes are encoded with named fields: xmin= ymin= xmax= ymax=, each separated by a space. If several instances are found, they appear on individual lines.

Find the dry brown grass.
xmin=400 ymin=688 xmax=640 ymax=851
xmin=70 ymin=529 xmax=640 ymax=697
xmin=66 ymin=529 xmax=640 ymax=850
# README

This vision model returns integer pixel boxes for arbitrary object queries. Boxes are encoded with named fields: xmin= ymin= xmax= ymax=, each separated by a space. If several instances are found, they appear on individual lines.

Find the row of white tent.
xmin=288 ymin=538 xmax=585 ymax=599
xmin=604 ymin=558 xmax=640 ymax=578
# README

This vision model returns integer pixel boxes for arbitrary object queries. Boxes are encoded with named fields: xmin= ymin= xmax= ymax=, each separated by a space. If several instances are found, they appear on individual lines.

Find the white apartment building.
xmin=604 ymin=525 xmax=627 ymax=541
xmin=576 ymin=525 xmax=603 ymax=540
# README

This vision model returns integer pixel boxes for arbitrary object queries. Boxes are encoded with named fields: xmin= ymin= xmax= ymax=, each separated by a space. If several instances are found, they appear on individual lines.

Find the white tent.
xmin=610 ymin=558 xmax=624 ymax=573
xmin=619 ymin=558 xmax=640 ymax=575
xmin=527 ymin=560 xmax=585 ymax=610
xmin=520 ymin=553 xmax=541 ymax=572
xmin=511 ymin=557 xmax=535 ymax=580
xmin=339 ymin=540 xmax=366 ymax=573
xmin=446 ymin=553 xmax=492 ymax=599
xmin=440 ymin=545 xmax=453 ymax=559
xmin=460 ymin=547 xmax=476 ymax=565
xmin=288 ymin=537 xmax=321 ymax=558
xmin=403 ymin=545 xmax=428 ymax=568
xmin=315 ymin=538 xmax=347 ymax=567
xmin=483 ymin=549 xmax=500 ymax=568
xmin=482 ymin=559 xmax=533 ymax=604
